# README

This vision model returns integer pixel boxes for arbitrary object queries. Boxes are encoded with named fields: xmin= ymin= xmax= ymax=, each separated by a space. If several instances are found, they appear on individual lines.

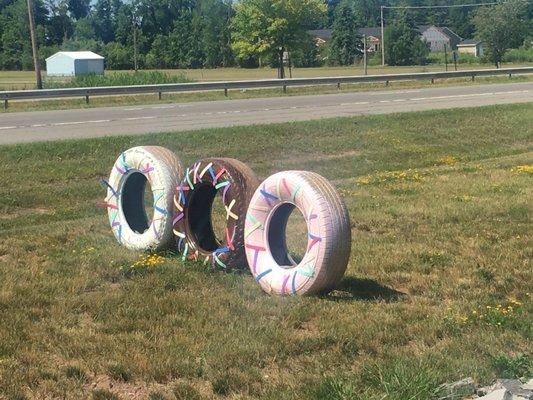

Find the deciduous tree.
xmin=231 ymin=0 xmax=326 ymax=77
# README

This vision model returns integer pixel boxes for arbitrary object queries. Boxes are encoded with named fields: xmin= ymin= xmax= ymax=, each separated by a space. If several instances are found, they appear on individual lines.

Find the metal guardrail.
xmin=1 ymin=67 xmax=532 ymax=109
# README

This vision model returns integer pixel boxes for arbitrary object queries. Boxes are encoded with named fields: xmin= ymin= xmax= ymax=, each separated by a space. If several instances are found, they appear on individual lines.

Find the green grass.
xmin=0 ymin=104 xmax=532 ymax=399
xmin=44 ymin=71 xmax=191 ymax=89
xmin=2 ymin=74 xmax=532 ymax=114
xmin=2 ymin=62 xmax=532 ymax=90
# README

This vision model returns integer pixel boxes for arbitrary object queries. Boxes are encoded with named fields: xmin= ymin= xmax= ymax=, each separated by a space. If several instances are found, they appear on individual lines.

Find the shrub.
xmin=503 ymin=47 xmax=533 ymax=63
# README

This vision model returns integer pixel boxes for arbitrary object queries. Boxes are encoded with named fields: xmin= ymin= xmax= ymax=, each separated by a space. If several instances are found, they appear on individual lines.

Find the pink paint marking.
xmin=282 ymin=274 xmax=290 ymax=295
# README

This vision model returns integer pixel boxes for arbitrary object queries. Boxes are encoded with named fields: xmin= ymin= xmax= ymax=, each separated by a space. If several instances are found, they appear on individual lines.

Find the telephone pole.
xmin=380 ymin=6 xmax=385 ymax=66
xmin=27 ymin=0 xmax=42 ymax=89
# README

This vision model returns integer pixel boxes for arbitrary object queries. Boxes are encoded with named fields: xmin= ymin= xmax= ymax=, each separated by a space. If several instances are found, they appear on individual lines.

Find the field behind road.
xmin=0 ymin=104 xmax=532 ymax=399
xmin=2 ymin=63 xmax=533 ymax=90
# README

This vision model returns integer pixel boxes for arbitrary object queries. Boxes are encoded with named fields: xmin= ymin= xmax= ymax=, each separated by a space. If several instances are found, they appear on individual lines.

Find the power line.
xmin=382 ymin=2 xmax=501 ymax=9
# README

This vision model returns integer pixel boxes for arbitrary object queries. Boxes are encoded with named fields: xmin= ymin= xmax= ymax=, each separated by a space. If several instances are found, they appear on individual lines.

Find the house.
xmin=308 ymin=29 xmax=333 ymax=46
xmin=358 ymin=27 xmax=382 ymax=52
xmin=308 ymin=28 xmax=382 ymax=51
xmin=419 ymin=25 xmax=462 ymax=52
xmin=46 ymin=51 xmax=105 ymax=77
xmin=457 ymin=39 xmax=484 ymax=57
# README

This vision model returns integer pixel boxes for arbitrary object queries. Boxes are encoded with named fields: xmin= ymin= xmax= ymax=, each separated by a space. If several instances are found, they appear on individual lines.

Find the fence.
xmin=1 ymin=66 xmax=532 ymax=109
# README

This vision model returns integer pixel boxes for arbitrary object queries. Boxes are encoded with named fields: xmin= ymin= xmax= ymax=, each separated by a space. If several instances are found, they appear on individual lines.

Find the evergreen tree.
xmin=93 ymin=0 xmax=115 ymax=43
xmin=329 ymin=1 xmax=362 ymax=66
xmin=67 ymin=0 xmax=89 ymax=20
xmin=384 ymin=11 xmax=428 ymax=66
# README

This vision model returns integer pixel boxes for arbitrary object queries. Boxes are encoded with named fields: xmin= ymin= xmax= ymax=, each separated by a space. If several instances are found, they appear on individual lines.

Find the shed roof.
xmin=46 ymin=51 xmax=104 ymax=61
xmin=458 ymin=39 xmax=482 ymax=46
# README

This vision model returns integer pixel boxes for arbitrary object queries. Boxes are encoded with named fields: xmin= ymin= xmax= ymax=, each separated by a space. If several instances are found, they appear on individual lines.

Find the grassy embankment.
xmin=0 ymin=64 xmax=532 ymax=113
xmin=0 ymin=103 xmax=532 ymax=399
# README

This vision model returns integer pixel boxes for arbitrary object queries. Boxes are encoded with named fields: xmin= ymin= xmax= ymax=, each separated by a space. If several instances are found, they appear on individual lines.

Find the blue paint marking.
xmin=255 ymin=269 xmax=273 ymax=282
xmin=154 ymin=205 xmax=168 ymax=215
xmin=177 ymin=237 xmax=184 ymax=251
xmin=214 ymin=246 xmax=230 ymax=254
xmin=309 ymin=233 xmax=322 ymax=241
xmin=118 ymin=225 xmax=123 ymax=244
xmin=209 ymin=166 xmax=216 ymax=180
xmin=179 ymin=186 xmax=187 ymax=206
xmin=100 ymin=179 xmax=118 ymax=198
xmin=260 ymin=189 xmax=279 ymax=201
xmin=292 ymin=272 xmax=297 ymax=294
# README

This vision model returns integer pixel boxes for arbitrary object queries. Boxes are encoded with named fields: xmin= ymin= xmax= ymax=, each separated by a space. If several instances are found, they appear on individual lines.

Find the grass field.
xmin=0 ymin=104 xmax=532 ymax=399
xmin=1 ymin=63 xmax=532 ymax=90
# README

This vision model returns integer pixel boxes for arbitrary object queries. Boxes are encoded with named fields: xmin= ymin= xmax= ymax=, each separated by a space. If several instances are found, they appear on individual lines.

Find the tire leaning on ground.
xmin=103 ymin=146 xmax=184 ymax=252
xmin=173 ymin=158 xmax=259 ymax=270
xmin=244 ymin=171 xmax=351 ymax=296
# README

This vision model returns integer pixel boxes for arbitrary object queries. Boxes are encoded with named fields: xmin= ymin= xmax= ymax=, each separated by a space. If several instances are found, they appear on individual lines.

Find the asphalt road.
xmin=1 ymin=82 xmax=532 ymax=145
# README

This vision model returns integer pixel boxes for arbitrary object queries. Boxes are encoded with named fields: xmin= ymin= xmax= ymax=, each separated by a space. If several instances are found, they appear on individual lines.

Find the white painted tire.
xmin=244 ymin=171 xmax=351 ymax=296
xmin=103 ymin=146 xmax=183 ymax=252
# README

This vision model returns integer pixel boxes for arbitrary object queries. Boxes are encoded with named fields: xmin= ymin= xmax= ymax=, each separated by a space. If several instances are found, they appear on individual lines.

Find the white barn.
xmin=46 ymin=51 xmax=105 ymax=77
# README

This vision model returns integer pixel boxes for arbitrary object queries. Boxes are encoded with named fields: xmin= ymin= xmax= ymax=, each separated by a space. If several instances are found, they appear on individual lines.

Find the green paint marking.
xmin=185 ymin=168 xmax=194 ymax=190
xmin=215 ymin=181 xmax=230 ymax=190
xmin=181 ymin=243 xmax=189 ymax=262
xmin=299 ymin=263 xmax=315 ymax=278
xmin=291 ymin=185 xmax=302 ymax=202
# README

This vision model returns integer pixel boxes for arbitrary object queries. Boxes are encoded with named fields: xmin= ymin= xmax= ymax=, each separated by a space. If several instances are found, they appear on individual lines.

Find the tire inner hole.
xmin=122 ymin=172 xmax=154 ymax=234
xmin=268 ymin=203 xmax=308 ymax=267
xmin=188 ymin=184 xmax=226 ymax=252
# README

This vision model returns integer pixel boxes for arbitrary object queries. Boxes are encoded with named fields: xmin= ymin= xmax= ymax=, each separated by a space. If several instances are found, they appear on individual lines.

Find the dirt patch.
xmin=0 ymin=207 xmax=55 ymax=220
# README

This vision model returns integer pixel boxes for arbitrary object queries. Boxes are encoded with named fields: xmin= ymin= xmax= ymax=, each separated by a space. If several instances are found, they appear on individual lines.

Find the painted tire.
xmin=173 ymin=158 xmax=259 ymax=270
xmin=103 ymin=146 xmax=184 ymax=252
xmin=244 ymin=171 xmax=351 ymax=296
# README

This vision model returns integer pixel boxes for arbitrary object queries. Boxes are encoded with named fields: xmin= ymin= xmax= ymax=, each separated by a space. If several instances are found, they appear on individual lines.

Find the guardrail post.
xmin=509 ymin=73 xmax=512 ymax=78
xmin=385 ymin=80 xmax=389 ymax=86
xmin=3 ymin=99 xmax=7 ymax=110
xmin=85 ymin=94 xmax=90 ymax=104
xmin=283 ymin=84 xmax=287 ymax=93
xmin=471 ymin=75 xmax=475 ymax=81
xmin=158 ymin=91 xmax=162 ymax=100
xmin=224 ymin=87 xmax=228 ymax=97
xmin=337 ymin=82 xmax=341 ymax=90
xmin=431 ymin=78 xmax=434 ymax=84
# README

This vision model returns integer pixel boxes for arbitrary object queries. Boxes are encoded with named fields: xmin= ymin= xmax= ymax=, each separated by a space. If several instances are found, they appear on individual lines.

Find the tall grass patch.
xmin=44 ymin=71 xmax=191 ymax=88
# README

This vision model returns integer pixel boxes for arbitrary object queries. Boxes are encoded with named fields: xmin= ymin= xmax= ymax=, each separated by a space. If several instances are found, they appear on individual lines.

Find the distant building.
xmin=358 ymin=27 xmax=382 ymax=52
xmin=308 ymin=29 xmax=333 ymax=45
xmin=308 ymin=25 xmax=463 ymax=54
xmin=457 ymin=39 xmax=484 ymax=57
xmin=419 ymin=25 xmax=462 ymax=52
xmin=308 ymin=28 xmax=382 ymax=51
xmin=46 ymin=51 xmax=105 ymax=77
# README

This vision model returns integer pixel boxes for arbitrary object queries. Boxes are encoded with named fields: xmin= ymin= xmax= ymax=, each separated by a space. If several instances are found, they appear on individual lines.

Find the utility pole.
xmin=133 ymin=24 xmax=138 ymax=71
xmin=444 ymin=44 xmax=448 ymax=71
xmin=363 ymin=35 xmax=368 ymax=75
xmin=380 ymin=5 xmax=385 ymax=67
xmin=27 ymin=0 xmax=42 ymax=89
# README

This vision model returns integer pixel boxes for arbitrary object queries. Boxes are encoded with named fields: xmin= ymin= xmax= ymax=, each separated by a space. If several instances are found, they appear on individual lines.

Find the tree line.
xmin=0 ymin=0 xmax=531 ymax=71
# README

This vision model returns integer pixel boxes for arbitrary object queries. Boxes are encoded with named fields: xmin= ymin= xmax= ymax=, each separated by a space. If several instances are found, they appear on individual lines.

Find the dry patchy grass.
xmin=0 ymin=104 xmax=531 ymax=399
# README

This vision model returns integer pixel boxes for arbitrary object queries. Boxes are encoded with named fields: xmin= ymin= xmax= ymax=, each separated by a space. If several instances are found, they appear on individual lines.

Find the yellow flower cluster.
xmin=512 ymin=165 xmax=533 ymax=175
xmin=130 ymin=254 xmax=166 ymax=269
xmin=437 ymin=155 xmax=459 ymax=166
xmin=454 ymin=298 xmax=524 ymax=327
xmin=356 ymin=169 xmax=424 ymax=185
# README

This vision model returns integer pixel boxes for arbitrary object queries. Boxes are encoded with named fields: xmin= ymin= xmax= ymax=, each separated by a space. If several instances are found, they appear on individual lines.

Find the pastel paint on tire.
xmin=103 ymin=146 xmax=183 ymax=252
xmin=244 ymin=171 xmax=351 ymax=296
xmin=173 ymin=158 xmax=259 ymax=270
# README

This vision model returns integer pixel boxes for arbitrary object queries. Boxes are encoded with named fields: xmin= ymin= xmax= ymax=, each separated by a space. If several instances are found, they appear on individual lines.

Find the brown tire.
xmin=173 ymin=158 xmax=259 ymax=270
